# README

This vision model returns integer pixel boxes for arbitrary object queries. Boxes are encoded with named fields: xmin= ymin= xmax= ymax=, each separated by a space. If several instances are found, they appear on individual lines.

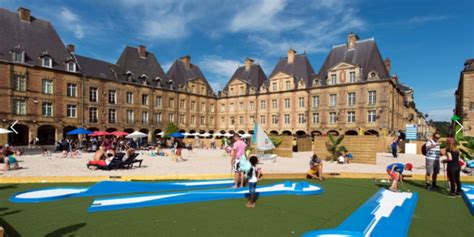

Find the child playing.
xmin=247 ymin=156 xmax=262 ymax=208
xmin=386 ymin=162 xmax=413 ymax=192
xmin=307 ymin=154 xmax=324 ymax=181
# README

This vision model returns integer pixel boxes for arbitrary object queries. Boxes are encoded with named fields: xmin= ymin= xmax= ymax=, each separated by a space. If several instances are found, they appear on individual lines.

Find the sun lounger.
xmin=119 ymin=153 xmax=142 ymax=169
xmin=87 ymin=153 xmax=126 ymax=171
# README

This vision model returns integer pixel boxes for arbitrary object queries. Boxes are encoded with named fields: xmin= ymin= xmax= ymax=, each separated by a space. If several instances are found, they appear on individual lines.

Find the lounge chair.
xmin=87 ymin=153 xmax=126 ymax=170
xmin=119 ymin=153 xmax=142 ymax=169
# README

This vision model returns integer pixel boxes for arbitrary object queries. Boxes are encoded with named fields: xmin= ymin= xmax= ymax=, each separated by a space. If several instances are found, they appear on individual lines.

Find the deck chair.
xmin=87 ymin=153 xmax=125 ymax=171
xmin=119 ymin=153 xmax=142 ymax=169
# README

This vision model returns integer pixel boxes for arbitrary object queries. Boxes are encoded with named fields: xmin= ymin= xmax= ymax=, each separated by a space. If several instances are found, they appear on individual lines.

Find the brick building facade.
xmin=455 ymin=59 xmax=474 ymax=137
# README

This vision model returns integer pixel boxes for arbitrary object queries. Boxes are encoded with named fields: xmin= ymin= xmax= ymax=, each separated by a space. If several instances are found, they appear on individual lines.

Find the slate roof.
xmin=167 ymin=59 xmax=215 ymax=95
xmin=75 ymin=55 xmax=116 ymax=80
xmin=114 ymin=46 xmax=170 ymax=88
xmin=318 ymin=38 xmax=390 ymax=83
xmin=464 ymin=58 xmax=474 ymax=72
xmin=0 ymin=8 xmax=73 ymax=72
xmin=268 ymin=54 xmax=316 ymax=88
xmin=222 ymin=63 xmax=267 ymax=92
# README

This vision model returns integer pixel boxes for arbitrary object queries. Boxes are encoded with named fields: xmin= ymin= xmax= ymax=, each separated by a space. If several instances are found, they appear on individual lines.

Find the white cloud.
xmin=198 ymin=55 xmax=242 ymax=91
xmin=427 ymin=88 xmax=456 ymax=99
xmin=408 ymin=15 xmax=449 ymax=24
xmin=425 ymin=108 xmax=454 ymax=122
xmin=60 ymin=8 xmax=85 ymax=39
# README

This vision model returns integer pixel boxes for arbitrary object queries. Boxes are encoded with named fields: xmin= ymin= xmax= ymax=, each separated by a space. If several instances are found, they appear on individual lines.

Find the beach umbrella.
xmin=111 ymin=131 xmax=129 ymax=137
xmin=156 ymin=131 xmax=165 ymax=137
xmin=199 ymin=132 xmax=211 ymax=138
xmin=0 ymin=128 xmax=12 ymax=134
xmin=183 ymin=132 xmax=191 ymax=137
xmin=224 ymin=132 xmax=233 ymax=137
xmin=241 ymin=133 xmax=252 ymax=138
xmin=89 ymin=131 xmax=111 ymax=137
xmin=169 ymin=132 xmax=185 ymax=138
xmin=125 ymin=131 xmax=148 ymax=139
xmin=66 ymin=128 xmax=92 ymax=135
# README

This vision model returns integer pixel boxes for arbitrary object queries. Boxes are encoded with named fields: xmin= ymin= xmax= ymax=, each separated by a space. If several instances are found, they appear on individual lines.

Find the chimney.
xmin=244 ymin=57 xmax=254 ymax=71
xmin=66 ymin=44 xmax=75 ymax=54
xmin=347 ymin=32 xmax=359 ymax=50
xmin=384 ymin=57 xmax=391 ymax=73
xmin=287 ymin=48 xmax=296 ymax=64
xmin=180 ymin=55 xmax=191 ymax=69
xmin=138 ymin=45 xmax=147 ymax=58
xmin=18 ymin=7 xmax=31 ymax=22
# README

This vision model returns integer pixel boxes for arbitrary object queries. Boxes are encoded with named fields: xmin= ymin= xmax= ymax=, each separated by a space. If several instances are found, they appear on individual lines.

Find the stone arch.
xmin=8 ymin=123 xmax=29 ymax=145
xmin=124 ymin=128 xmax=135 ymax=134
xmin=63 ymin=125 xmax=77 ymax=139
xmin=345 ymin=130 xmax=358 ymax=136
xmin=270 ymin=130 xmax=279 ymax=136
xmin=88 ymin=127 xmax=100 ymax=132
xmin=37 ymin=125 xmax=56 ymax=145
xmin=282 ymin=130 xmax=292 ymax=136
xmin=311 ymin=130 xmax=322 ymax=136
xmin=364 ymin=130 xmax=379 ymax=136
xmin=238 ymin=130 xmax=245 ymax=134
xmin=327 ymin=130 xmax=339 ymax=136
xmin=296 ymin=130 xmax=307 ymax=136
xmin=106 ymin=127 xmax=117 ymax=133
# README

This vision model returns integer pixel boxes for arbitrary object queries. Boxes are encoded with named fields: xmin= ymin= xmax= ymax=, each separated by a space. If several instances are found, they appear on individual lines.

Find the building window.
xmin=127 ymin=110 xmax=134 ymax=123
xmin=284 ymin=114 xmax=290 ymax=124
xmin=210 ymin=104 xmax=215 ymax=112
xmin=202 ymin=102 xmax=207 ymax=112
xmin=331 ymin=74 xmax=337 ymax=85
xmin=42 ymin=102 xmax=53 ymax=117
xmin=169 ymin=98 xmax=175 ymax=109
xmin=260 ymin=115 xmax=266 ymax=124
xmin=347 ymin=111 xmax=355 ymax=123
xmin=349 ymin=72 xmax=356 ymax=83
xmin=42 ymin=57 xmax=52 ymax=68
xmin=272 ymin=115 xmax=278 ymax=124
xmin=13 ymin=51 xmax=24 ymax=62
xmin=108 ymin=109 xmax=116 ymax=123
xmin=142 ymin=111 xmax=149 ymax=124
xmin=230 ymin=87 xmax=234 ymax=96
xmin=285 ymin=81 xmax=291 ymax=90
xmin=179 ymin=100 xmax=184 ymax=109
xmin=221 ymin=104 xmax=226 ymax=112
xmin=191 ymin=115 xmax=195 ymax=125
xmin=210 ymin=117 xmax=214 ymax=125
xmin=272 ymin=99 xmax=277 ymax=109
xmin=201 ymin=116 xmax=206 ymax=125
xmin=312 ymin=113 xmax=319 ymax=124
xmin=330 ymin=94 xmax=337 ymax=107
xmin=272 ymin=82 xmax=277 ymax=91
xmin=142 ymin=94 xmax=148 ymax=106
xmin=249 ymin=102 xmax=255 ymax=111
xmin=156 ymin=96 xmax=162 ymax=107
xmin=329 ymin=112 xmax=336 ymax=124
xmin=368 ymin=91 xmax=377 ymax=105
xmin=230 ymin=117 xmax=235 ymax=125
xmin=12 ymin=99 xmax=26 ymax=115
xmin=260 ymin=100 xmax=266 ymax=110
xmin=240 ymin=86 xmax=245 ymax=95
xmin=108 ymin=90 xmax=116 ymax=104
xmin=86 ymin=87 xmax=97 ymax=102
xmin=125 ymin=92 xmax=133 ymax=104
xmin=230 ymin=103 xmax=234 ymax=112
xmin=298 ymin=114 xmax=305 ymax=124
xmin=67 ymin=104 xmax=77 ymax=118
xmin=14 ymin=75 xmax=27 ymax=91
xmin=42 ymin=80 xmax=53 ymax=94
xmin=250 ymin=116 xmax=255 ymax=123
xmin=168 ymin=113 xmax=174 ymax=123
xmin=284 ymin=98 xmax=290 ymax=109
xmin=348 ymin=92 xmax=356 ymax=106
xmin=67 ymin=62 xmax=76 ymax=72
xmin=179 ymin=114 xmax=185 ymax=124
xmin=368 ymin=110 xmax=376 ymax=123
xmin=89 ymin=107 xmax=98 ymax=123
xmin=221 ymin=116 xmax=225 ymax=124
xmin=298 ymin=97 xmax=305 ymax=108
xmin=67 ymin=83 xmax=77 ymax=97
xmin=156 ymin=113 xmax=162 ymax=123
xmin=312 ymin=96 xmax=319 ymax=108
xmin=191 ymin=101 xmax=196 ymax=110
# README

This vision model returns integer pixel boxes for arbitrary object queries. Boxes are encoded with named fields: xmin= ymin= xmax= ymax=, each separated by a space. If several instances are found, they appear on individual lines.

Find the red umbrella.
xmin=89 ymin=131 xmax=111 ymax=137
xmin=111 ymin=131 xmax=129 ymax=137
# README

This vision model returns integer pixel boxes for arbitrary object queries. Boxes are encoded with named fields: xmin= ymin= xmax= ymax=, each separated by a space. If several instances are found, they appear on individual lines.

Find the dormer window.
xmin=331 ymin=74 xmax=337 ymax=85
xmin=42 ymin=57 xmax=52 ymax=68
xmin=13 ymin=51 xmax=25 ymax=63
xmin=139 ymin=74 xmax=148 ymax=85
xmin=67 ymin=62 xmax=76 ymax=72
xmin=125 ymin=71 xmax=133 ymax=81
xmin=368 ymin=71 xmax=379 ymax=80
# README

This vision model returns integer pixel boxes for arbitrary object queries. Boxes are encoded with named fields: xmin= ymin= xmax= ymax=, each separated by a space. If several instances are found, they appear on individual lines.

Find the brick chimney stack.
xmin=384 ymin=57 xmax=391 ymax=73
xmin=180 ymin=55 xmax=191 ymax=69
xmin=347 ymin=32 xmax=359 ymax=50
xmin=244 ymin=57 xmax=254 ymax=71
xmin=287 ymin=48 xmax=296 ymax=64
xmin=18 ymin=7 xmax=31 ymax=22
xmin=66 ymin=44 xmax=75 ymax=54
xmin=138 ymin=45 xmax=147 ymax=58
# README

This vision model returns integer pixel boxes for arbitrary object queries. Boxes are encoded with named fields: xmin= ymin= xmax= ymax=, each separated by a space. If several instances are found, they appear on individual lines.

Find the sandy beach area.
xmin=1 ymin=148 xmax=443 ymax=177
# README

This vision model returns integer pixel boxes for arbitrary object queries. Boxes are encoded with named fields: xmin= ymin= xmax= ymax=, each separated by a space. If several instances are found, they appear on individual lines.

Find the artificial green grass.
xmin=0 ymin=179 xmax=472 ymax=236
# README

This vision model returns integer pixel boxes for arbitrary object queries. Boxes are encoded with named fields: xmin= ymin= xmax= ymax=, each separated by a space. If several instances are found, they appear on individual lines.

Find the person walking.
xmin=425 ymin=132 xmax=441 ymax=191
xmin=391 ymin=136 xmax=399 ymax=158
xmin=231 ymin=133 xmax=247 ymax=188
xmin=442 ymin=138 xmax=462 ymax=197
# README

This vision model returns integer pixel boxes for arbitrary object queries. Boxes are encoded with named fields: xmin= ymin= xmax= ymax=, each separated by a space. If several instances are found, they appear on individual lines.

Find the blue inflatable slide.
xmin=461 ymin=184 xmax=474 ymax=215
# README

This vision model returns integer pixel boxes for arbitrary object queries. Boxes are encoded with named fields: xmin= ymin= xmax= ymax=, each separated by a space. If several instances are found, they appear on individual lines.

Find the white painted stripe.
xmin=93 ymin=193 xmax=184 ymax=207
xmin=16 ymin=188 xmax=87 ymax=199
xmin=177 ymin=180 xmax=234 ymax=186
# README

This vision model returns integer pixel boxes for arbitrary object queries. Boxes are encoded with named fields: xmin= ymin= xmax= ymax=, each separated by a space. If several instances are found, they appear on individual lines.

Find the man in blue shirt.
xmin=386 ymin=163 xmax=413 ymax=192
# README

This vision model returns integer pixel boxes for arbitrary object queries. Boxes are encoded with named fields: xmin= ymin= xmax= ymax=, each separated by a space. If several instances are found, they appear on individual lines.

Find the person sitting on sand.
xmin=386 ymin=162 xmax=413 ymax=192
xmin=307 ymin=154 xmax=324 ymax=181
xmin=337 ymin=153 xmax=345 ymax=164
xmin=344 ymin=150 xmax=353 ymax=164
xmin=1 ymin=144 xmax=19 ymax=173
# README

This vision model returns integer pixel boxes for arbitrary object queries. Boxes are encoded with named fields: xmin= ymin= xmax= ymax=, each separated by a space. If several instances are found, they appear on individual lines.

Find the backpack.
xmin=421 ymin=143 xmax=427 ymax=156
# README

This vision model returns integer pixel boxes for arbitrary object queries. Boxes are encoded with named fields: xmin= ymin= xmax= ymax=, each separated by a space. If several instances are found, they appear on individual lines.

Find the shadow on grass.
xmin=404 ymin=180 xmax=427 ymax=189
xmin=45 ymin=223 xmax=86 ymax=237
xmin=0 ymin=210 xmax=21 ymax=217
xmin=0 ymin=218 xmax=21 ymax=237
xmin=0 ymin=184 xmax=18 ymax=190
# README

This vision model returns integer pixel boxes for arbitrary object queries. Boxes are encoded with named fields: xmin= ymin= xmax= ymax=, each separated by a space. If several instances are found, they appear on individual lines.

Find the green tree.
xmin=326 ymin=134 xmax=347 ymax=161
xmin=164 ymin=122 xmax=178 ymax=138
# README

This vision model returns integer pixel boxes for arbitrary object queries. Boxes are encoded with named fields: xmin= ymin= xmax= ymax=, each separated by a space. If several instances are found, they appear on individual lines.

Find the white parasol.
xmin=125 ymin=131 xmax=148 ymax=139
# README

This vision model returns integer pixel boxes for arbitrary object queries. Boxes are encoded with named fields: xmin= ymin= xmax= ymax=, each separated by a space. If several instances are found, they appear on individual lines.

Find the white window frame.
xmin=127 ymin=92 xmax=134 ymax=104
xmin=156 ymin=113 xmax=162 ymax=123
xmin=127 ymin=110 xmax=134 ymax=123
xmin=42 ymin=102 xmax=53 ymax=117
xmin=329 ymin=112 xmax=336 ymax=124
xmin=349 ymin=71 xmax=356 ymax=83
xmin=142 ymin=94 xmax=149 ymax=106
xmin=312 ymin=96 xmax=319 ymax=108
xmin=298 ymin=97 xmax=305 ymax=108
xmin=272 ymin=99 xmax=277 ymax=109
xmin=260 ymin=100 xmax=266 ymax=110
xmin=155 ymin=96 xmax=162 ymax=107
xmin=298 ymin=114 xmax=305 ymax=124
xmin=260 ymin=115 xmax=266 ymax=124
xmin=67 ymin=62 xmax=76 ymax=72
xmin=348 ymin=92 xmax=356 ymax=106
xmin=284 ymin=98 xmax=290 ymax=109
xmin=42 ymin=57 xmax=52 ymax=68
xmin=347 ymin=111 xmax=355 ymax=123
xmin=108 ymin=109 xmax=116 ymax=123
xmin=272 ymin=115 xmax=278 ymax=124
xmin=67 ymin=83 xmax=77 ymax=97
xmin=368 ymin=91 xmax=377 ymax=105
xmin=108 ymin=90 xmax=117 ymax=104
xmin=14 ymin=75 xmax=27 ymax=91
xmin=330 ymin=94 xmax=337 ymax=107
xmin=284 ymin=114 xmax=290 ymax=124
xmin=142 ymin=111 xmax=149 ymax=124
xmin=67 ymin=104 xmax=77 ymax=118
xmin=89 ymin=107 xmax=98 ymax=123
xmin=368 ymin=110 xmax=376 ymax=123
xmin=42 ymin=80 xmax=53 ymax=94
xmin=331 ymin=74 xmax=337 ymax=85
xmin=312 ymin=113 xmax=319 ymax=124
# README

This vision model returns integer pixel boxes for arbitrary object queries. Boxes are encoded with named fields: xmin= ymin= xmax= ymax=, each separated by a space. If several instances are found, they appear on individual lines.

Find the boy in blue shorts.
xmin=386 ymin=162 xmax=413 ymax=192
xmin=247 ymin=156 xmax=262 ymax=208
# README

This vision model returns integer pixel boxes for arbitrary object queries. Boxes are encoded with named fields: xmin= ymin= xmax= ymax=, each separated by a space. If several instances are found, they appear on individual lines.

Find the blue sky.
xmin=2 ymin=0 xmax=473 ymax=121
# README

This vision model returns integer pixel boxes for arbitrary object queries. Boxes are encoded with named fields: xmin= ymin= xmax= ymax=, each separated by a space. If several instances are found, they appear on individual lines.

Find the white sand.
xmin=2 ymin=149 xmax=440 ymax=177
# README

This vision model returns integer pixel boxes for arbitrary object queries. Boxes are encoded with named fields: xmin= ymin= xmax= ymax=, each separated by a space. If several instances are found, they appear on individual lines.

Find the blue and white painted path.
xmin=88 ymin=181 xmax=323 ymax=212
xmin=10 ymin=180 xmax=234 ymax=203
xmin=461 ymin=184 xmax=474 ymax=215
xmin=302 ymin=188 xmax=418 ymax=237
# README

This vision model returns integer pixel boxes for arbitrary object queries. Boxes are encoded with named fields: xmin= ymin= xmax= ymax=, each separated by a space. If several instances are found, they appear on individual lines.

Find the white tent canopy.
xmin=199 ymin=132 xmax=211 ymax=137
xmin=0 ymin=128 xmax=12 ymax=134
xmin=125 ymin=131 xmax=148 ymax=139
xmin=156 ymin=131 xmax=165 ymax=136
xmin=223 ymin=133 xmax=233 ymax=137
xmin=241 ymin=133 xmax=252 ymax=138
